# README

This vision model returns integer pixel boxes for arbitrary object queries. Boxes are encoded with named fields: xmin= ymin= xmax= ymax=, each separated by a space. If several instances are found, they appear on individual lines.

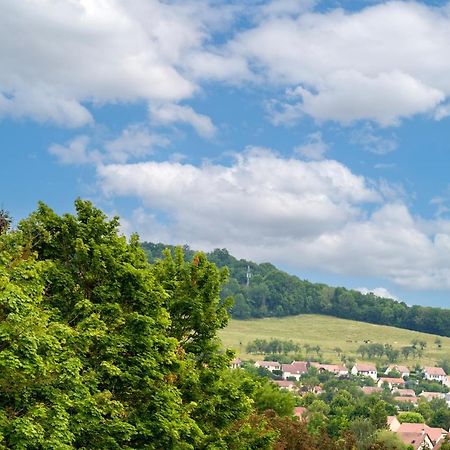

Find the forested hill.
xmin=142 ymin=242 xmax=450 ymax=338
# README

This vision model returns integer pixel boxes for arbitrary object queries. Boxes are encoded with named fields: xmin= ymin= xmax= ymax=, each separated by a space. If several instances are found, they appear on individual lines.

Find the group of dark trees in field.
xmin=143 ymin=243 xmax=450 ymax=337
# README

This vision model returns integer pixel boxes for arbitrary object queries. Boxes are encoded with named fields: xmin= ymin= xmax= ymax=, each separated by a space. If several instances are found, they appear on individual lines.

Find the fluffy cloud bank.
xmin=3 ymin=1 xmax=450 ymax=127
xmin=228 ymin=1 xmax=450 ymax=125
xmin=0 ymin=0 xmax=223 ymax=126
xmin=97 ymin=149 xmax=450 ymax=290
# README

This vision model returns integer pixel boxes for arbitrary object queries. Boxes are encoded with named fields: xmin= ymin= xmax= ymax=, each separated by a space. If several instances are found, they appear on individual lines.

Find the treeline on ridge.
xmin=142 ymin=243 xmax=450 ymax=337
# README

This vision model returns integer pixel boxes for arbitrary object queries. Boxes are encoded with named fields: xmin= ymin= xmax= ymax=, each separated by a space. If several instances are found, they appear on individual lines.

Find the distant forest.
xmin=142 ymin=242 xmax=450 ymax=337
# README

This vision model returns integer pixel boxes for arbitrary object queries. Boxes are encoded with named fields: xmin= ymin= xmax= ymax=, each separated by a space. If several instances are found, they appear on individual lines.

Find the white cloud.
xmin=49 ymin=125 xmax=167 ymax=165
xmin=229 ymin=1 xmax=450 ymax=125
xmin=48 ymin=135 xmax=95 ymax=165
xmin=4 ymin=1 xmax=450 ymax=128
xmin=149 ymin=103 xmax=217 ymax=138
xmin=97 ymin=150 xmax=450 ymax=291
xmin=98 ymin=148 xmax=380 ymax=242
xmin=350 ymin=124 xmax=398 ymax=155
xmin=294 ymin=132 xmax=329 ymax=160
xmin=0 ymin=0 xmax=221 ymax=126
xmin=104 ymin=125 xmax=169 ymax=163
xmin=355 ymin=287 xmax=399 ymax=301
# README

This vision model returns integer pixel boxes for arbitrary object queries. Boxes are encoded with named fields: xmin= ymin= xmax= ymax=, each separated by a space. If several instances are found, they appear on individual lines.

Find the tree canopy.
xmin=143 ymin=243 xmax=450 ymax=337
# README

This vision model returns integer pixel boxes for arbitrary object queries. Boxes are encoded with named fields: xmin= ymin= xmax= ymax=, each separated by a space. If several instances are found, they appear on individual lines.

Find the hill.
xmin=142 ymin=242 xmax=450 ymax=337
xmin=219 ymin=314 xmax=450 ymax=367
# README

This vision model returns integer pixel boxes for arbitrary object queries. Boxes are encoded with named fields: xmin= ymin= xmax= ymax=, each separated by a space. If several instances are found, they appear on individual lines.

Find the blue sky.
xmin=2 ymin=0 xmax=450 ymax=308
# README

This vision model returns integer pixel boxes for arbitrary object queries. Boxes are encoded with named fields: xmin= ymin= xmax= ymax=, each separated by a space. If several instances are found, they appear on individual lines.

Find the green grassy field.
xmin=219 ymin=314 xmax=450 ymax=366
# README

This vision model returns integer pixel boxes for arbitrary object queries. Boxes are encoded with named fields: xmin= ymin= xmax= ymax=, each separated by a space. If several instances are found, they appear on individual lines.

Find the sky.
xmin=2 ymin=0 xmax=450 ymax=308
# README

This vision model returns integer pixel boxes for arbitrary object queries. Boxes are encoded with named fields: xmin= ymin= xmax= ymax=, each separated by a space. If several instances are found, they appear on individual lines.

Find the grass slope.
xmin=219 ymin=314 xmax=450 ymax=366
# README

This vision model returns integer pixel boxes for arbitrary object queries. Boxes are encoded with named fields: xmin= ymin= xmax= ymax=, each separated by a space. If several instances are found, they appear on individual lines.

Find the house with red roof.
xmin=396 ymin=423 xmax=448 ymax=449
xmin=423 ymin=367 xmax=448 ymax=386
xmin=282 ymin=361 xmax=308 ymax=381
xmin=361 ymin=386 xmax=383 ymax=395
xmin=254 ymin=361 xmax=281 ymax=372
xmin=419 ymin=392 xmax=446 ymax=402
xmin=387 ymin=416 xmax=401 ymax=432
xmin=394 ymin=396 xmax=418 ymax=405
xmin=272 ymin=380 xmax=297 ymax=392
xmin=377 ymin=377 xmax=405 ymax=389
xmin=351 ymin=363 xmax=378 ymax=380
xmin=385 ymin=365 xmax=410 ymax=379
xmin=230 ymin=357 xmax=241 ymax=369
xmin=392 ymin=388 xmax=416 ymax=397
xmin=310 ymin=362 xmax=348 ymax=376
xmin=293 ymin=406 xmax=307 ymax=420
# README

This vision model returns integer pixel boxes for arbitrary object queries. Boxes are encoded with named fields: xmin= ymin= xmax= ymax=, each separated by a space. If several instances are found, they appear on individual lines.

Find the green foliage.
xmin=246 ymin=338 xmax=301 ymax=354
xmin=142 ymin=243 xmax=450 ymax=337
xmin=375 ymin=430 xmax=410 ymax=450
xmin=397 ymin=412 xmax=425 ymax=424
xmin=0 ymin=209 xmax=11 ymax=234
xmin=252 ymin=380 xmax=296 ymax=417
xmin=0 ymin=200 xmax=271 ymax=449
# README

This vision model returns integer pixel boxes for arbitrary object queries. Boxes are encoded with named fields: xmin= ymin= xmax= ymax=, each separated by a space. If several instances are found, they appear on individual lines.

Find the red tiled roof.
xmin=424 ymin=367 xmax=447 ymax=376
xmin=394 ymin=396 xmax=418 ymax=404
xmin=379 ymin=377 xmax=405 ymax=384
xmin=362 ymin=386 xmax=382 ymax=395
xmin=393 ymin=388 xmax=416 ymax=397
xmin=387 ymin=365 xmax=410 ymax=374
xmin=397 ymin=431 xmax=427 ymax=450
xmin=355 ymin=363 xmax=377 ymax=372
xmin=256 ymin=361 xmax=280 ymax=367
xmin=310 ymin=362 xmax=347 ymax=373
xmin=273 ymin=380 xmax=295 ymax=388
xmin=397 ymin=423 xmax=447 ymax=444
xmin=283 ymin=362 xmax=308 ymax=374
xmin=294 ymin=406 xmax=307 ymax=418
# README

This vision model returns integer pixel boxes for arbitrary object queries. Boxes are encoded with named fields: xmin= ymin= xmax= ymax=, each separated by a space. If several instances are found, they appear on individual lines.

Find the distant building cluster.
xmin=229 ymin=358 xmax=450 ymax=448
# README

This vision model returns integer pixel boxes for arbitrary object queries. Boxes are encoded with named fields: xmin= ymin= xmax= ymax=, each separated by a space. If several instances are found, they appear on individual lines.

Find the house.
xmin=419 ymin=392 xmax=446 ymax=402
xmin=230 ymin=357 xmax=241 ymax=369
xmin=423 ymin=367 xmax=448 ymax=386
xmin=361 ymin=386 xmax=383 ymax=395
xmin=387 ymin=416 xmax=401 ymax=432
xmin=272 ymin=380 xmax=297 ymax=392
xmin=254 ymin=361 xmax=281 ymax=372
xmin=385 ymin=365 xmax=410 ymax=379
xmin=282 ymin=361 xmax=308 ymax=381
xmin=394 ymin=396 xmax=418 ymax=405
xmin=392 ymin=388 xmax=416 ymax=397
xmin=377 ymin=377 xmax=405 ymax=389
xmin=351 ymin=363 xmax=378 ymax=380
xmin=310 ymin=362 xmax=348 ymax=376
xmin=396 ymin=423 xmax=448 ymax=448
xmin=396 ymin=430 xmax=433 ymax=450
xmin=293 ymin=406 xmax=307 ymax=420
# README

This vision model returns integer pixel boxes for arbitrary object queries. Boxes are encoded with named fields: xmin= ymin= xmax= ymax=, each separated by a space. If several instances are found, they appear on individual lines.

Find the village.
xmin=231 ymin=358 xmax=450 ymax=449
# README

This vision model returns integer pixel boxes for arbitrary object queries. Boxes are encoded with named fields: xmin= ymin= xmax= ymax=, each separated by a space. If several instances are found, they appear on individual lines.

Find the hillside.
xmin=219 ymin=314 xmax=450 ymax=367
xmin=142 ymin=242 xmax=450 ymax=337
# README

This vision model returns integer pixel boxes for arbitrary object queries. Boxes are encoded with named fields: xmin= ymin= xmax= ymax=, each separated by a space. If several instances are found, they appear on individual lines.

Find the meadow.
xmin=219 ymin=314 xmax=450 ymax=366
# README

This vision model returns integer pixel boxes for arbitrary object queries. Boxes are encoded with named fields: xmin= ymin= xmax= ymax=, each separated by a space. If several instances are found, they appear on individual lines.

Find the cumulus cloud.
xmin=149 ymin=103 xmax=217 ymax=138
xmin=350 ymin=124 xmax=398 ymax=155
xmin=355 ymin=287 xmax=399 ymax=301
xmin=98 ymin=148 xmax=380 ymax=241
xmin=0 ymin=0 xmax=221 ymax=126
xmin=97 ymin=149 xmax=450 ymax=290
xmin=49 ymin=125 xmax=167 ymax=165
xmin=294 ymin=132 xmax=329 ymax=160
xmin=230 ymin=1 xmax=450 ymax=125
xmin=48 ymin=135 xmax=95 ymax=165
xmin=4 ymin=1 xmax=450 ymax=128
